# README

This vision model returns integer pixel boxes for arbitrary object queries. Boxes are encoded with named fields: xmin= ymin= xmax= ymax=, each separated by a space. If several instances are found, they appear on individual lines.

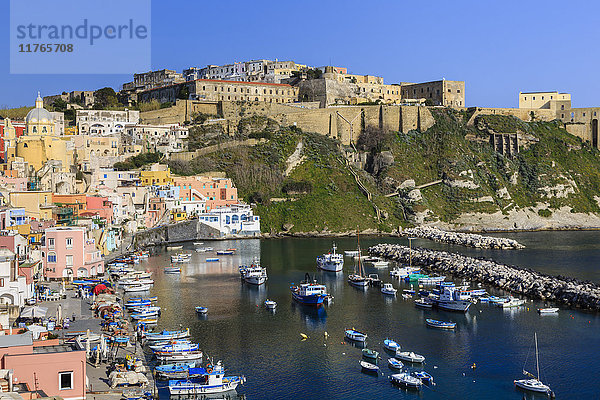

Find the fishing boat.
xmin=316 ymin=243 xmax=344 ymax=272
xmin=395 ymin=351 xmax=425 ymax=363
xmin=514 ymin=333 xmax=552 ymax=395
xmin=388 ymin=358 xmax=403 ymax=369
xmin=152 ymin=343 xmax=200 ymax=354
xmin=193 ymin=242 xmax=204 ymax=246
xmin=489 ymin=296 xmax=509 ymax=305
xmin=131 ymin=311 xmax=160 ymax=320
xmin=164 ymin=266 xmax=181 ymax=274
xmin=381 ymin=283 xmax=397 ymax=296
xmin=206 ymin=258 xmax=220 ymax=262
xmin=418 ymin=276 xmax=446 ymax=285
xmin=390 ymin=266 xmax=420 ymax=279
xmin=362 ymin=348 xmax=379 ymax=360
xmin=167 ymin=245 xmax=183 ymax=251
xmin=402 ymin=293 xmax=412 ymax=299
xmin=195 ymin=307 xmax=208 ymax=314
xmin=171 ymin=253 xmax=192 ymax=263
xmin=155 ymin=350 xmax=203 ymax=362
xmin=148 ymin=339 xmax=192 ymax=351
xmin=239 ymin=260 xmax=268 ymax=285
xmin=430 ymin=286 xmax=471 ymax=312
xmin=500 ymin=297 xmax=525 ymax=308
xmin=130 ymin=296 xmax=157 ymax=302
xmin=264 ymin=299 xmax=277 ymax=309
xmin=145 ymin=329 xmax=190 ymax=342
xmin=290 ymin=274 xmax=329 ymax=306
xmin=168 ymin=362 xmax=245 ymax=395
xmin=538 ymin=307 xmax=559 ymax=314
xmin=123 ymin=283 xmax=152 ymax=293
xmin=415 ymin=298 xmax=433 ymax=309
xmin=196 ymin=247 xmax=214 ymax=253
xmin=125 ymin=300 xmax=151 ymax=308
xmin=383 ymin=339 xmax=400 ymax=352
xmin=426 ymin=319 xmax=456 ymax=330
xmin=412 ymin=371 xmax=434 ymax=385
xmin=155 ymin=362 xmax=195 ymax=380
xmin=118 ymin=278 xmax=154 ymax=286
xmin=390 ymin=373 xmax=422 ymax=389
xmin=216 ymin=250 xmax=235 ymax=255
xmin=344 ymin=329 xmax=367 ymax=342
xmin=348 ymin=232 xmax=370 ymax=289
xmin=367 ymin=274 xmax=382 ymax=287
xmin=405 ymin=273 xmax=429 ymax=282
xmin=359 ymin=360 xmax=379 ymax=373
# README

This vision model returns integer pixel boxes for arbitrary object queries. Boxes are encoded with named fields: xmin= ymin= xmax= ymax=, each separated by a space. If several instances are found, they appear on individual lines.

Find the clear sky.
xmin=1 ymin=0 xmax=598 ymax=109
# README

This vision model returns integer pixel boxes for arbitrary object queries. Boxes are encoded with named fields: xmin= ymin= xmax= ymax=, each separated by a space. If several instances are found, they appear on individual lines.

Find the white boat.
xmin=364 ymin=256 xmax=388 ymax=268
xmin=195 ymin=247 xmax=213 ymax=253
xmin=359 ymin=360 xmax=379 ymax=373
xmin=344 ymin=250 xmax=360 ymax=257
xmin=148 ymin=339 xmax=191 ymax=351
xmin=123 ymin=283 xmax=152 ymax=293
xmin=387 ymin=358 xmax=404 ymax=369
xmin=395 ymin=351 xmax=425 ymax=363
xmin=316 ymin=243 xmax=344 ymax=272
xmin=381 ymin=283 xmax=397 ymax=296
xmin=500 ymin=297 xmax=525 ymax=308
xmin=118 ymin=278 xmax=154 ymax=286
xmin=145 ymin=329 xmax=190 ymax=342
xmin=264 ymin=299 xmax=277 ymax=309
xmin=171 ymin=253 xmax=192 ymax=263
xmin=240 ymin=261 xmax=268 ymax=285
xmin=345 ymin=329 xmax=367 ymax=342
xmin=168 ymin=362 xmax=245 ymax=395
xmin=155 ymin=350 xmax=203 ymax=362
xmin=514 ymin=333 xmax=552 ymax=395
xmin=167 ymin=245 xmax=183 ymax=251
xmin=418 ymin=276 xmax=446 ymax=285
xmin=430 ymin=286 xmax=471 ymax=312
xmin=164 ymin=266 xmax=181 ymax=274
xmin=383 ymin=339 xmax=400 ymax=352
xmin=131 ymin=306 xmax=161 ymax=314
xmin=120 ymin=271 xmax=152 ymax=280
xmin=193 ymin=242 xmax=204 ymax=246
xmin=390 ymin=373 xmax=422 ymax=389
xmin=537 ymin=307 xmax=559 ymax=314
xmin=390 ymin=266 xmax=420 ymax=279
xmin=415 ymin=298 xmax=433 ymax=309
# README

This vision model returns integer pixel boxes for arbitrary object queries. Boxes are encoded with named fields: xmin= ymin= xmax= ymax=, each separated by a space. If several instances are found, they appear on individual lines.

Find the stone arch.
xmin=0 ymin=293 xmax=15 ymax=305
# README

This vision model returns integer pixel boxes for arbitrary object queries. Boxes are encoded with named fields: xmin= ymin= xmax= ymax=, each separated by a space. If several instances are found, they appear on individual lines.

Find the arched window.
xmin=226 ymin=215 xmax=230 ymax=224
xmin=32 ymin=126 xmax=37 ymax=133
xmin=42 ymin=126 xmax=47 ymax=133
xmin=232 ymin=215 xmax=239 ymax=224
xmin=48 ymin=252 xmax=57 ymax=263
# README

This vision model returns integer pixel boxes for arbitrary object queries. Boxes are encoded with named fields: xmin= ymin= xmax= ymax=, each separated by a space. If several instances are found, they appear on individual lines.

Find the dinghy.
xmin=390 ymin=373 xmax=422 ymax=389
xmin=383 ymin=339 xmax=400 ymax=352
xmin=387 ymin=357 xmax=403 ymax=369
xmin=537 ymin=307 xmax=559 ymax=314
xmin=395 ymin=351 xmax=425 ymax=363
xmin=195 ymin=306 xmax=208 ymax=314
xmin=361 ymin=348 xmax=379 ymax=360
xmin=359 ymin=360 xmax=379 ymax=373
xmin=264 ymin=299 xmax=277 ymax=309
xmin=345 ymin=329 xmax=367 ymax=342
xmin=412 ymin=371 xmax=434 ymax=385
xmin=426 ymin=319 xmax=456 ymax=330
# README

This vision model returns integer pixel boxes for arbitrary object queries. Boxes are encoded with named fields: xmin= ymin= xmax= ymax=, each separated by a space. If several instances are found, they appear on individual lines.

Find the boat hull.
xmin=292 ymin=292 xmax=326 ymax=306
xmin=244 ymin=276 xmax=266 ymax=285
xmin=514 ymin=379 xmax=551 ymax=393
xmin=169 ymin=379 xmax=241 ymax=395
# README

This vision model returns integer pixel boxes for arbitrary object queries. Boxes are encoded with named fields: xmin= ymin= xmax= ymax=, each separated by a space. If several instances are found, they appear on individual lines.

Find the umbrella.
xmin=20 ymin=305 xmax=48 ymax=319
xmin=93 ymin=284 xmax=108 ymax=295
xmin=26 ymin=324 xmax=47 ymax=340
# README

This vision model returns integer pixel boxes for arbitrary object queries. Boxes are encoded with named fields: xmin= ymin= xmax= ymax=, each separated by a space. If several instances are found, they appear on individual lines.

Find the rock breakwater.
xmin=370 ymin=243 xmax=600 ymax=310
xmin=404 ymin=226 xmax=524 ymax=249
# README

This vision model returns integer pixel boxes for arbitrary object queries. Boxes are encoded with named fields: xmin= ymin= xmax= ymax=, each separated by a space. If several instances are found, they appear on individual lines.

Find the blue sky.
xmin=1 ymin=0 xmax=598 ymax=109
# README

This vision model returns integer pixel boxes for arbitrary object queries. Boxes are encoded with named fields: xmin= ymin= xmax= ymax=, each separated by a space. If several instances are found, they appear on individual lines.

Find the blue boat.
xmin=383 ymin=339 xmax=400 ymax=352
xmin=291 ymin=274 xmax=329 ymax=306
xmin=425 ymin=319 xmax=456 ymax=330
xmin=145 ymin=329 xmax=190 ymax=341
xmin=206 ymin=258 xmax=220 ymax=262
xmin=388 ymin=357 xmax=404 ymax=369
xmin=155 ymin=362 xmax=195 ymax=375
xmin=168 ymin=362 xmax=245 ymax=395
xmin=195 ymin=307 xmax=208 ymax=314
xmin=412 ymin=370 xmax=434 ymax=385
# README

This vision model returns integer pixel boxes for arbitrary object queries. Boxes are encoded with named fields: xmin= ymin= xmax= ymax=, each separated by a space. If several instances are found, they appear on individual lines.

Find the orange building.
xmin=173 ymin=176 xmax=238 ymax=211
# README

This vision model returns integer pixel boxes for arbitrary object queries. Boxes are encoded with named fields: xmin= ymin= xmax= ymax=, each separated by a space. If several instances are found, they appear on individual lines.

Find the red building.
xmin=0 ymin=119 xmax=25 ymax=162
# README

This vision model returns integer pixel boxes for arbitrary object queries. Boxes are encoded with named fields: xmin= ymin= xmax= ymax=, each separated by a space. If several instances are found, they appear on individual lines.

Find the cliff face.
xmin=170 ymin=109 xmax=600 ymax=233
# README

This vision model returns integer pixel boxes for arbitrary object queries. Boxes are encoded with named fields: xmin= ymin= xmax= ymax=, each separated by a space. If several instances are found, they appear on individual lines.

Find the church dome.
xmin=25 ymin=93 xmax=53 ymax=124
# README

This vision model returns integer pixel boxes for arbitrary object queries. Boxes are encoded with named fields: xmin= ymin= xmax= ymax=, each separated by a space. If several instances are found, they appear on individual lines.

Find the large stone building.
xmin=518 ymin=91 xmax=571 ymax=111
xmin=401 ymin=80 xmax=465 ymax=107
xmin=43 ymin=90 xmax=95 ymax=108
xmin=184 ymin=59 xmax=310 ymax=84
xmin=139 ymin=79 xmax=298 ymax=105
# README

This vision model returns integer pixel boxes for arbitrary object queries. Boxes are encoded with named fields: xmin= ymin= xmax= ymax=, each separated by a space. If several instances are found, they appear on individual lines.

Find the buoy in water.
xmin=324 ymin=331 xmax=329 ymax=338
xmin=471 ymin=363 xmax=476 ymax=369
xmin=300 ymin=333 xmax=308 ymax=340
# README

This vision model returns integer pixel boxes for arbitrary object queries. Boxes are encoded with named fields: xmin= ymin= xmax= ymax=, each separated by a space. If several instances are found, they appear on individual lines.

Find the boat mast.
xmin=408 ymin=237 xmax=415 ymax=268
xmin=356 ymin=227 xmax=363 ymax=277
xmin=535 ymin=332 xmax=540 ymax=381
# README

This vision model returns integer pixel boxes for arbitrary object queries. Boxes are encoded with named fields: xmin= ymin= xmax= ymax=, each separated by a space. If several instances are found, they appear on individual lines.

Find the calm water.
xmin=135 ymin=231 xmax=600 ymax=399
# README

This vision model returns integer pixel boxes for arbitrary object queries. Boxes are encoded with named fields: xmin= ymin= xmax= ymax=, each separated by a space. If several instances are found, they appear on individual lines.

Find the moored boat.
xmin=155 ymin=350 xmax=203 ymax=362
xmin=412 ymin=371 xmax=434 ymax=385
xmin=537 ymin=307 xmax=559 ymax=314
xmin=291 ymin=274 xmax=329 ymax=306
xmin=359 ymin=360 xmax=379 ymax=373
xmin=316 ymin=243 xmax=344 ymax=272
xmin=514 ymin=333 xmax=552 ymax=395
xmin=264 ymin=299 xmax=277 ymax=309
xmin=345 ymin=329 xmax=367 ymax=342
xmin=430 ymin=286 xmax=471 ymax=312
xmin=167 ymin=245 xmax=183 ymax=251
xmin=240 ymin=260 xmax=268 ymax=285
xmin=381 ymin=283 xmax=397 ymax=296
xmin=426 ymin=319 xmax=456 ymax=330
xmin=206 ymin=258 xmax=220 ymax=262
xmin=168 ymin=362 xmax=245 ymax=395
xmin=395 ymin=351 xmax=425 ymax=363
xmin=145 ymin=329 xmax=190 ymax=342
xmin=415 ymin=298 xmax=433 ymax=309
xmin=123 ymin=283 xmax=152 ymax=293
xmin=383 ymin=339 xmax=400 ymax=352
xmin=500 ymin=297 xmax=525 ymax=308
xmin=390 ymin=373 xmax=422 ymax=389
xmin=361 ymin=348 xmax=379 ymax=360
xmin=195 ymin=306 xmax=208 ymax=314
xmin=387 ymin=357 xmax=403 ymax=369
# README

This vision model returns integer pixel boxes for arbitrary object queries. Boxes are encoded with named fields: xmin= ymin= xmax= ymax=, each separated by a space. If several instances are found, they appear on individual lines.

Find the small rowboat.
xmin=388 ymin=358 xmax=403 ymax=369
xmin=412 ymin=371 xmax=434 ymax=385
xmin=145 ymin=329 xmax=190 ymax=341
xmin=216 ymin=250 xmax=234 ymax=255
xmin=383 ymin=339 xmax=400 ymax=352
xmin=362 ymin=348 xmax=379 ymax=360
xmin=415 ymin=299 xmax=433 ymax=309
xmin=395 ymin=351 xmax=425 ymax=363
xmin=129 ymin=296 xmax=157 ymax=302
xmin=345 ymin=329 xmax=367 ymax=342
xmin=167 ymin=245 xmax=183 ymax=251
xmin=359 ymin=360 xmax=379 ymax=373
xmin=206 ymin=258 xmax=220 ymax=262
xmin=195 ymin=306 xmax=208 ymax=314
xmin=390 ymin=373 xmax=422 ymax=389
xmin=264 ymin=299 xmax=277 ymax=309
xmin=537 ymin=307 xmax=559 ymax=314
xmin=426 ymin=319 xmax=456 ymax=330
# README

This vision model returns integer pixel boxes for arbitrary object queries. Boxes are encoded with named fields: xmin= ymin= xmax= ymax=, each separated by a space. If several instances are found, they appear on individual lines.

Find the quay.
xmin=370 ymin=243 xmax=600 ymax=310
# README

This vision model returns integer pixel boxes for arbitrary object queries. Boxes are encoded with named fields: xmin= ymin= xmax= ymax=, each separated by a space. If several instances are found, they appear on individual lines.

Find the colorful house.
xmin=0 ymin=332 xmax=86 ymax=400
xmin=173 ymin=175 xmax=238 ymax=211
xmin=42 ymin=226 xmax=103 ymax=279
xmin=8 ymin=192 xmax=53 ymax=221
xmin=140 ymin=164 xmax=172 ymax=186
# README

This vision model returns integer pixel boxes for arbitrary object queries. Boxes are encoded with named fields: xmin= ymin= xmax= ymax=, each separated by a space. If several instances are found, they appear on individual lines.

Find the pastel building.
xmin=173 ymin=176 xmax=238 ymax=211
xmin=0 ymin=209 xmax=28 ymax=231
xmin=0 ymin=332 xmax=86 ymax=400
xmin=197 ymin=204 xmax=260 ymax=236
xmin=0 ymin=249 xmax=31 ymax=306
xmin=140 ymin=164 xmax=172 ymax=186
xmin=42 ymin=226 xmax=103 ymax=279
xmin=8 ymin=191 xmax=54 ymax=221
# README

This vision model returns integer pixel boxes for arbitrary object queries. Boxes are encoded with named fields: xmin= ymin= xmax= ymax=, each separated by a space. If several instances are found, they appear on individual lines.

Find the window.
xmin=59 ymin=371 xmax=73 ymax=390
xmin=48 ymin=238 xmax=55 ymax=249
xmin=48 ymin=252 xmax=57 ymax=263
xmin=66 ymin=255 xmax=73 ymax=267
xmin=66 ymin=237 xmax=73 ymax=249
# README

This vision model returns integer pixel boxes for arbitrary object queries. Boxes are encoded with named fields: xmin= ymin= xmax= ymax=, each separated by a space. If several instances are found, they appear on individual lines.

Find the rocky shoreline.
xmin=369 ymin=243 xmax=600 ymax=310
xmin=403 ymin=226 xmax=524 ymax=249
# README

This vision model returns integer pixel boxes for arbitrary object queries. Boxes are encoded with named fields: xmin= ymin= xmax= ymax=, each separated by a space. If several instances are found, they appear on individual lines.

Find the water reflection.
xmin=291 ymin=302 xmax=327 ymax=330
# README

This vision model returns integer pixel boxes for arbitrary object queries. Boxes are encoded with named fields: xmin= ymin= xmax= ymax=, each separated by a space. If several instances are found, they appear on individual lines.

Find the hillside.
xmin=169 ymin=109 xmax=600 ymax=233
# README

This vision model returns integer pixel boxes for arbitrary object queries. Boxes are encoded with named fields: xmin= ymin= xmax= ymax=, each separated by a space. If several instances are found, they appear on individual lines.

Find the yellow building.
xmin=9 ymin=191 xmax=54 ymax=220
xmin=171 ymin=209 xmax=187 ymax=222
xmin=140 ymin=164 xmax=172 ymax=186
xmin=518 ymin=91 xmax=571 ymax=111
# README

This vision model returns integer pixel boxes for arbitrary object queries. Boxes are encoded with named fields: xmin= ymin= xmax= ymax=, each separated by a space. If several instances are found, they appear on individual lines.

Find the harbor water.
xmin=138 ymin=232 xmax=600 ymax=399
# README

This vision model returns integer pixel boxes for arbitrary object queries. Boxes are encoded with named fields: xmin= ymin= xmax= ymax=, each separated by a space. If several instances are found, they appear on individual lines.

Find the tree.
xmin=306 ymin=68 xmax=323 ymax=80
xmin=93 ymin=87 xmax=119 ymax=109
xmin=52 ymin=98 xmax=68 ymax=112
xmin=177 ymin=85 xmax=190 ymax=100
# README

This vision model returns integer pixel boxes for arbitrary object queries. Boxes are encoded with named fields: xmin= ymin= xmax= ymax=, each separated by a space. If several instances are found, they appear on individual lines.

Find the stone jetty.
xmin=370 ymin=243 xmax=600 ymax=310
xmin=404 ymin=226 xmax=524 ymax=249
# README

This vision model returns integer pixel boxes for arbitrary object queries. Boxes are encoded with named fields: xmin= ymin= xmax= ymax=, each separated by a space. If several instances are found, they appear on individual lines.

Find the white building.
xmin=197 ymin=204 xmax=260 ymax=236
xmin=124 ymin=124 xmax=189 ymax=154
xmin=91 ymin=168 xmax=140 ymax=190
xmin=76 ymin=109 xmax=140 ymax=136
xmin=0 ymin=249 xmax=31 ymax=307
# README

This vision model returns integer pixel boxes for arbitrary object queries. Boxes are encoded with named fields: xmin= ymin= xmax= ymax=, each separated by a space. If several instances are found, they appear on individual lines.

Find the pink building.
xmin=85 ymin=196 xmax=113 ymax=225
xmin=0 ymin=332 xmax=86 ymax=400
xmin=0 ymin=176 xmax=27 ymax=192
xmin=173 ymin=176 xmax=238 ymax=211
xmin=145 ymin=197 xmax=166 ymax=228
xmin=42 ymin=226 xmax=103 ymax=279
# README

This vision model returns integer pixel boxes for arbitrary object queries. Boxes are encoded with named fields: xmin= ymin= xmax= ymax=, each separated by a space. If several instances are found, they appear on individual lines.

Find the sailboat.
xmin=514 ymin=333 xmax=552 ymax=395
xmin=348 ymin=230 xmax=369 ymax=289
